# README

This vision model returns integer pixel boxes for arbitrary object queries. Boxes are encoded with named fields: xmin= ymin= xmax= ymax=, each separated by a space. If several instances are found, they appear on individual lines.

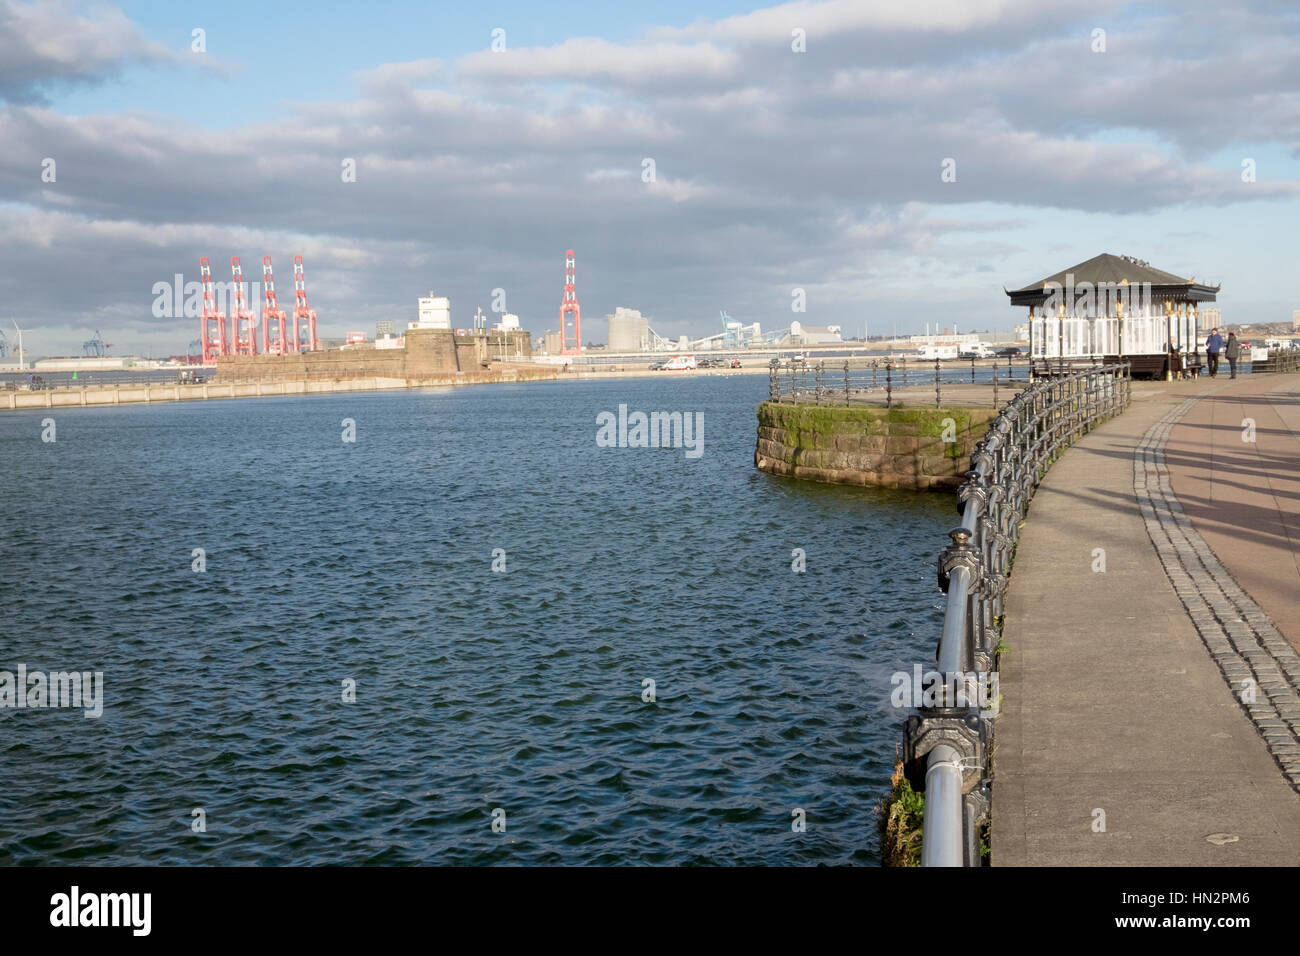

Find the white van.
xmin=917 ymin=344 xmax=960 ymax=360
xmin=660 ymin=354 xmax=698 ymax=370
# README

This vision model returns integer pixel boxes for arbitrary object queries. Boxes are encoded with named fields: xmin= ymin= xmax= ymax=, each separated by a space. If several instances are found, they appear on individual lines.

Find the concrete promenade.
xmin=992 ymin=373 xmax=1300 ymax=865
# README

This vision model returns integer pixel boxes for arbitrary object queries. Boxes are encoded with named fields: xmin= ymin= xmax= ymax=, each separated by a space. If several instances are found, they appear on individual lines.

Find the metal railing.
xmin=0 ymin=375 xmax=203 ymax=391
xmin=768 ymin=357 xmax=1031 ymax=408
xmin=1252 ymin=349 xmax=1300 ymax=374
xmin=901 ymin=362 xmax=1131 ymax=866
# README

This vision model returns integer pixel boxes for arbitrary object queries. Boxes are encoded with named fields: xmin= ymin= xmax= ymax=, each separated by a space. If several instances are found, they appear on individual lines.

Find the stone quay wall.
xmin=754 ymin=401 xmax=999 ymax=491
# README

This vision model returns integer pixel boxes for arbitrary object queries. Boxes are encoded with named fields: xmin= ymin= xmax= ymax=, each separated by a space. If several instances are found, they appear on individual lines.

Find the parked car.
xmin=995 ymin=347 xmax=1022 ymax=357
xmin=648 ymin=361 xmax=664 ymax=370
xmin=730 ymin=359 xmax=742 ymax=368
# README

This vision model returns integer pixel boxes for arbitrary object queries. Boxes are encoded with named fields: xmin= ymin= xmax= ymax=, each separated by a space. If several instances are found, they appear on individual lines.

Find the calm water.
xmin=0 ymin=376 xmax=951 ymax=865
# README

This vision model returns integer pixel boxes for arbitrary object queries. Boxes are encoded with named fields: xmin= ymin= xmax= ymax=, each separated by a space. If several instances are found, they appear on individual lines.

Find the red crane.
xmin=560 ymin=248 xmax=581 ymax=355
xmin=198 ymin=256 xmax=227 ymax=365
xmin=230 ymin=257 xmax=258 ymax=355
xmin=292 ymin=255 xmax=318 ymax=353
xmin=261 ymin=256 xmax=290 ymax=355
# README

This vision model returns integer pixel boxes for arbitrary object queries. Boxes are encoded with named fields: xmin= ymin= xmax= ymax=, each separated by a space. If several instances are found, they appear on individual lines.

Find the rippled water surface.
xmin=0 ymin=376 xmax=951 ymax=864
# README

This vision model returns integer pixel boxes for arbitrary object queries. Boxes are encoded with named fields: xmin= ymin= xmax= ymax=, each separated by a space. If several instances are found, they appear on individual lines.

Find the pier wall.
xmin=213 ymin=328 xmax=532 ymax=382
xmin=754 ymin=401 xmax=998 ymax=491
xmin=2 ymin=366 xmax=560 ymax=411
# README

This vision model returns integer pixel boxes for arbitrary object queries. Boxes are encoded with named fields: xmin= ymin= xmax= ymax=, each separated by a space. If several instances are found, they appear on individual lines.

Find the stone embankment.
xmin=754 ymin=400 xmax=998 ymax=491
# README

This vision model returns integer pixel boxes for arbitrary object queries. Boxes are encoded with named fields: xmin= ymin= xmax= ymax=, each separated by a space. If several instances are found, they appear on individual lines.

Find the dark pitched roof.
xmin=1006 ymin=253 xmax=1220 ymax=306
xmin=1010 ymin=253 xmax=1190 ymax=293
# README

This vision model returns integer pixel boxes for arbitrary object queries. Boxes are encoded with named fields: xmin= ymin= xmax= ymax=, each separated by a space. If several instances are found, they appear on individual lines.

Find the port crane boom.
xmin=199 ymin=257 xmax=227 ymax=365
xmin=231 ymin=257 xmax=257 ymax=355
xmin=292 ymin=255 xmax=318 ymax=352
xmin=261 ymin=256 xmax=290 ymax=355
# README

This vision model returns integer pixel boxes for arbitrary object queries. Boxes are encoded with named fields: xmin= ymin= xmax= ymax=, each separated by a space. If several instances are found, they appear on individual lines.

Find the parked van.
xmin=917 ymin=344 xmax=960 ymax=360
xmin=660 ymin=354 xmax=698 ymax=370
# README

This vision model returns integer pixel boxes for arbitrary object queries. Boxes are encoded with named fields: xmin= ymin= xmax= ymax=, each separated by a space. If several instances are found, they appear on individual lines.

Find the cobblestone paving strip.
xmin=1136 ymin=398 xmax=1300 ymax=790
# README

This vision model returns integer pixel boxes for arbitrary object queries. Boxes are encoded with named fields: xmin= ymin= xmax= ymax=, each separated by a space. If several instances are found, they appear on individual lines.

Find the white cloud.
xmin=0 ymin=0 xmax=180 ymax=102
xmin=458 ymin=37 xmax=740 ymax=85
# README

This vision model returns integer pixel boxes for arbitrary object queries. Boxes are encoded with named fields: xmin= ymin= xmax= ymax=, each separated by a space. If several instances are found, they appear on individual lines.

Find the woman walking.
xmin=1226 ymin=332 xmax=1240 ymax=379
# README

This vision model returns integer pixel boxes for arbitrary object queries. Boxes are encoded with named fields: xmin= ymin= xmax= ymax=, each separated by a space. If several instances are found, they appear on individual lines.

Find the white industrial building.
xmin=783 ymin=321 xmax=842 ymax=345
xmin=410 ymin=292 xmax=452 ymax=331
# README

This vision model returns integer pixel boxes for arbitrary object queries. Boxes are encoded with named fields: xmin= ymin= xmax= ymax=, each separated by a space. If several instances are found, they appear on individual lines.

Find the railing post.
xmin=885 ymin=362 xmax=893 ymax=409
xmin=843 ymin=360 xmax=850 ymax=405
xmin=935 ymin=356 xmax=942 ymax=408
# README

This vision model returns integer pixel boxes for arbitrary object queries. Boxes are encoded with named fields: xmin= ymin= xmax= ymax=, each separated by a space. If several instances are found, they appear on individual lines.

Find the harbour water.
xmin=0 ymin=375 xmax=952 ymax=864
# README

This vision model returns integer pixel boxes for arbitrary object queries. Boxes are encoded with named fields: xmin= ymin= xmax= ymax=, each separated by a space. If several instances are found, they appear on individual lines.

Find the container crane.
xmin=292 ymin=255 xmax=318 ymax=352
xmin=230 ymin=257 xmax=258 ymax=356
xmin=261 ymin=256 xmax=290 ymax=355
xmin=559 ymin=249 xmax=581 ymax=355
xmin=199 ymin=257 xmax=227 ymax=365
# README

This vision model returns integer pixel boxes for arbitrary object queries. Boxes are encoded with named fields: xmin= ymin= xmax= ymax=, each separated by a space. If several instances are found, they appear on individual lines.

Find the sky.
xmin=2 ymin=0 xmax=1299 ymax=357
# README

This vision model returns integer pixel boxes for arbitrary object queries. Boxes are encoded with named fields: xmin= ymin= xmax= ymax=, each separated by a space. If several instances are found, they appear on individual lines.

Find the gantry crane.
xmin=199 ymin=257 xmax=227 ymax=364
xmin=82 ymin=330 xmax=110 ymax=357
xmin=560 ymin=249 xmax=581 ymax=355
xmin=230 ymin=257 xmax=258 ymax=356
xmin=261 ymin=256 xmax=290 ymax=355
xmin=292 ymin=255 xmax=318 ymax=352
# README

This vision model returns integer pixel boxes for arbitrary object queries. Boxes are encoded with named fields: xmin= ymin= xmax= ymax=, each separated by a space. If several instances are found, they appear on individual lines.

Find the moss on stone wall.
xmin=754 ymin=400 xmax=997 ymax=492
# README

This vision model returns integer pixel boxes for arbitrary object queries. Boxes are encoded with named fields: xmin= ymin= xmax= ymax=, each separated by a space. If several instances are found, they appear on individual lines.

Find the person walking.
xmin=1205 ymin=327 xmax=1224 ymax=377
xmin=1225 ymin=332 xmax=1240 ymax=379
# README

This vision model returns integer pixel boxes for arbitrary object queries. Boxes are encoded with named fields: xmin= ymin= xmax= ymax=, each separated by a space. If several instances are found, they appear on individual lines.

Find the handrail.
xmin=768 ymin=356 xmax=1031 ymax=407
xmin=1253 ymin=349 xmax=1300 ymax=373
xmin=903 ymin=362 xmax=1132 ymax=866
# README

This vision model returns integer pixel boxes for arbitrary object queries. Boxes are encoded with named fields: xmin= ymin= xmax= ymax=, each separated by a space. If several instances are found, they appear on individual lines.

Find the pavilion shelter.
xmin=1006 ymin=253 xmax=1220 ymax=380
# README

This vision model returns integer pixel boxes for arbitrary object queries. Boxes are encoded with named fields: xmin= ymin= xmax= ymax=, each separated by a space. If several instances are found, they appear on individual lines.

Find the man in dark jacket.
xmin=1225 ymin=332 xmax=1240 ymax=379
xmin=1205 ymin=328 xmax=1224 ymax=377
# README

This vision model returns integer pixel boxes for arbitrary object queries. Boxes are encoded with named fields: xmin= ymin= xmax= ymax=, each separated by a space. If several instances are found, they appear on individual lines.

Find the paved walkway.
xmin=1165 ymin=376 xmax=1300 ymax=648
xmin=991 ymin=373 xmax=1300 ymax=866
